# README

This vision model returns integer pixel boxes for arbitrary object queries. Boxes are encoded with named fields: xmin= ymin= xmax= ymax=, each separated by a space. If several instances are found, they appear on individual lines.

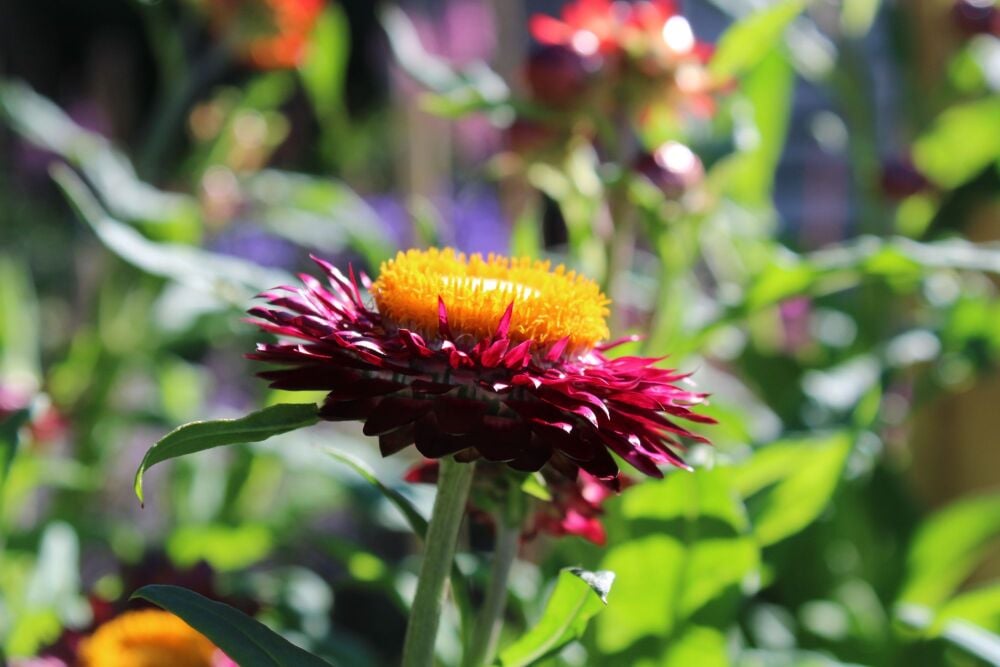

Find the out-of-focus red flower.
xmin=529 ymin=0 xmax=717 ymax=118
xmin=530 ymin=0 xmax=630 ymax=57
xmin=207 ymin=0 xmax=325 ymax=69
xmin=249 ymin=248 xmax=713 ymax=487
xmin=526 ymin=470 xmax=630 ymax=545
xmin=634 ymin=141 xmax=704 ymax=198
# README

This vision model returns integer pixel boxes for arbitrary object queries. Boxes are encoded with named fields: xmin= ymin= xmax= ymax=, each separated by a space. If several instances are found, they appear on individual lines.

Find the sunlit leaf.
xmin=134 ymin=403 xmax=320 ymax=503
xmin=662 ymin=624 xmax=729 ymax=667
xmin=133 ymin=585 xmax=332 ymax=667
xmin=596 ymin=469 xmax=758 ymax=655
xmin=899 ymin=492 xmax=1000 ymax=607
xmin=733 ymin=433 xmax=852 ymax=546
xmin=718 ymin=49 xmax=795 ymax=207
xmin=709 ymin=0 xmax=807 ymax=82
xmin=841 ymin=0 xmax=881 ymax=38
xmin=499 ymin=568 xmax=614 ymax=667
xmin=913 ymin=97 xmax=1000 ymax=189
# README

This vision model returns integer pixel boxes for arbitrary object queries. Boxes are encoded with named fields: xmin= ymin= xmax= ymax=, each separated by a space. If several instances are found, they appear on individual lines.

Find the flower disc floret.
xmin=372 ymin=248 xmax=610 ymax=354
xmin=248 ymin=251 xmax=713 ymax=486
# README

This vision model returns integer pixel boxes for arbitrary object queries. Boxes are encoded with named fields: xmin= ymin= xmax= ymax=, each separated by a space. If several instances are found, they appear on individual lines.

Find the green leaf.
xmin=708 ymin=0 xmax=807 ymax=82
xmin=733 ymin=433 xmax=852 ymax=546
xmin=913 ymin=97 xmax=1000 ymax=189
xmin=596 ymin=469 xmax=759 ymax=655
xmin=0 ymin=80 xmax=199 ymax=239
xmin=380 ymin=6 xmax=509 ymax=115
xmin=134 ymin=403 xmax=319 ymax=504
xmin=298 ymin=6 xmax=350 ymax=120
xmin=132 ymin=585 xmax=332 ymax=667
xmin=899 ymin=492 xmax=1000 ymax=607
xmin=51 ymin=165 xmax=294 ymax=304
xmin=934 ymin=583 xmax=1000 ymax=634
xmin=662 ymin=624 xmax=729 ymax=667
xmin=324 ymin=448 xmax=428 ymax=536
xmin=499 ymin=568 xmax=614 ymax=667
xmin=717 ymin=49 xmax=795 ymax=207
xmin=841 ymin=0 xmax=881 ymax=38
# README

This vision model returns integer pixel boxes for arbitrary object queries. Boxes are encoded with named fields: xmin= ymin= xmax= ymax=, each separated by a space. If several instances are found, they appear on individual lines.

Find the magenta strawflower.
xmin=248 ymin=248 xmax=712 ymax=487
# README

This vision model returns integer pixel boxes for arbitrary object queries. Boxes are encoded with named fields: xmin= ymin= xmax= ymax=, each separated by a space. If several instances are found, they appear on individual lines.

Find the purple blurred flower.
xmin=208 ymin=224 xmax=299 ymax=269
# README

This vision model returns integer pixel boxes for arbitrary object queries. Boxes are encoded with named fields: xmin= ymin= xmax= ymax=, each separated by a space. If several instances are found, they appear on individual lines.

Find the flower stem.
xmin=465 ymin=518 xmax=519 ymax=667
xmin=401 ymin=456 xmax=476 ymax=667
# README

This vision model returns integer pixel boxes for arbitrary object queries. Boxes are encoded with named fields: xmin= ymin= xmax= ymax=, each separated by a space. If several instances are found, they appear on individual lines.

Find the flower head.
xmin=206 ymin=0 xmax=324 ymax=69
xmin=249 ymin=248 xmax=712 ymax=486
xmin=77 ymin=609 xmax=228 ymax=667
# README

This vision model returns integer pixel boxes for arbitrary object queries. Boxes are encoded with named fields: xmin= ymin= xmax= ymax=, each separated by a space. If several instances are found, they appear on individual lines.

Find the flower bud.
xmin=951 ymin=0 xmax=999 ymax=37
xmin=880 ymin=156 xmax=931 ymax=200
xmin=634 ymin=141 xmax=704 ymax=198
xmin=524 ymin=45 xmax=593 ymax=109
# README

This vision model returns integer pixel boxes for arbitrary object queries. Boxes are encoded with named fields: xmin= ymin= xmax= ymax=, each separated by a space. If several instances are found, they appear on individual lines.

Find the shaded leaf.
xmin=134 ymin=403 xmax=319 ymax=503
xmin=51 ymin=165 xmax=294 ymax=304
xmin=499 ymin=568 xmax=613 ymax=667
xmin=0 ymin=80 xmax=199 ymax=238
xmin=132 ymin=585 xmax=332 ymax=667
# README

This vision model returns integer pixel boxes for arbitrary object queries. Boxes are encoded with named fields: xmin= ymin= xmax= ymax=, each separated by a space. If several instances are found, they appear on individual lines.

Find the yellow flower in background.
xmin=77 ymin=610 xmax=221 ymax=667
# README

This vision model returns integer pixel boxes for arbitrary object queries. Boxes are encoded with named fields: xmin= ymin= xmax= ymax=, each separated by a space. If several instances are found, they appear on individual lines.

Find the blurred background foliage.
xmin=0 ymin=0 xmax=999 ymax=665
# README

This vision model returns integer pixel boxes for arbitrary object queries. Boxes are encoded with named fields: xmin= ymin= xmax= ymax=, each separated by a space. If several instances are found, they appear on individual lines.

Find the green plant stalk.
xmin=465 ymin=516 xmax=520 ymax=667
xmin=401 ymin=456 xmax=476 ymax=667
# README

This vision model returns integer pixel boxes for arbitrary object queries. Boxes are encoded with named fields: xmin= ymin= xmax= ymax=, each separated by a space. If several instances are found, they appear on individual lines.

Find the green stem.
xmin=465 ymin=518 xmax=519 ymax=667
xmin=401 ymin=457 xmax=476 ymax=667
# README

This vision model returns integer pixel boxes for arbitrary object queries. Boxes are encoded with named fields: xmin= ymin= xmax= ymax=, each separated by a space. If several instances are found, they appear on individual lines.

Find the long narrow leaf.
xmin=133 ymin=585 xmax=332 ymax=667
xmin=134 ymin=403 xmax=319 ymax=503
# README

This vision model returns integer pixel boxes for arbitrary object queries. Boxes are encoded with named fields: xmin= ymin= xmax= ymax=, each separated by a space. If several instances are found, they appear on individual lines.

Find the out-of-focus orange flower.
xmin=77 ymin=609 xmax=233 ymax=667
xmin=207 ymin=0 xmax=325 ymax=69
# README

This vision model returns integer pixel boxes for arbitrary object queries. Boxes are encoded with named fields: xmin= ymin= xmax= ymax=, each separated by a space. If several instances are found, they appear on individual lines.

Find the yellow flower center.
xmin=78 ymin=610 xmax=219 ymax=667
xmin=371 ymin=248 xmax=610 ymax=351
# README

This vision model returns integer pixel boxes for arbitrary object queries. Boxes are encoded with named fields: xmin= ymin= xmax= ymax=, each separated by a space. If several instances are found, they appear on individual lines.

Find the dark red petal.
xmin=414 ymin=414 xmax=477 ymax=458
xmin=433 ymin=397 xmax=490 ymax=435
xmin=380 ymin=423 xmax=416 ymax=457
xmin=363 ymin=397 xmax=432 ymax=436
xmin=319 ymin=398 xmax=376 ymax=421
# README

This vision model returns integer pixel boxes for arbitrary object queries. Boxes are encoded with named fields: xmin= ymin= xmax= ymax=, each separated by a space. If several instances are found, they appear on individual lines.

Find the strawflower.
xmin=77 ymin=609 xmax=233 ymax=667
xmin=249 ymin=247 xmax=711 ymax=486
